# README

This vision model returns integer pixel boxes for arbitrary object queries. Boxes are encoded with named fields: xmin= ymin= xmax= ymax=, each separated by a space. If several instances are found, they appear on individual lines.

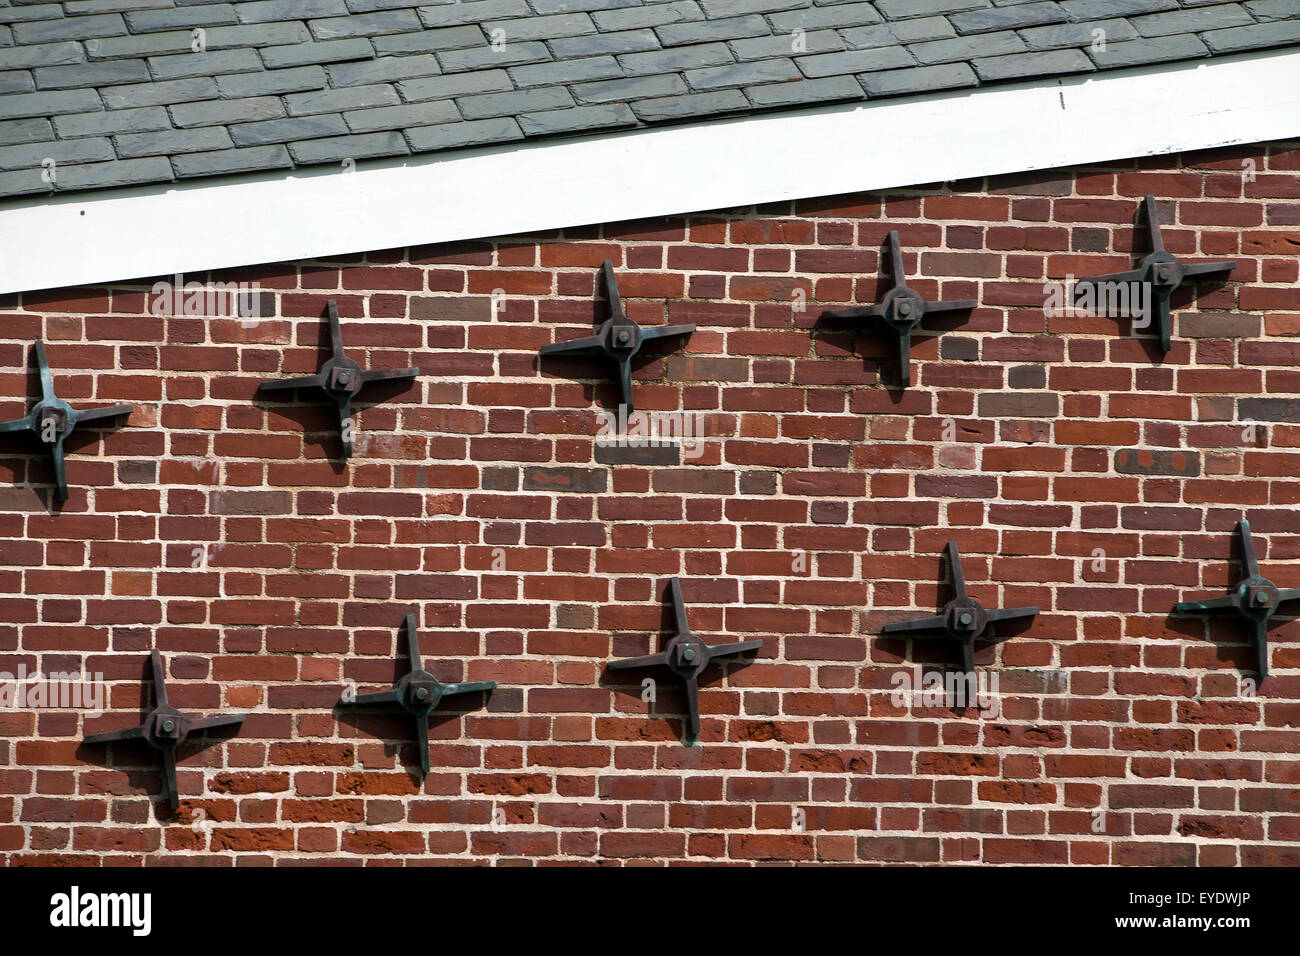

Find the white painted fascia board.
xmin=1 ymin=47 xmax=1298 ymax=297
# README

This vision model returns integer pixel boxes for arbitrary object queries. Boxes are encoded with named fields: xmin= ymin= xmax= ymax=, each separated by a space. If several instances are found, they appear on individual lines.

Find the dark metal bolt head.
xmin=681 ymin=647 xmax=696 ymax=663
xmin=337 ymin=371 xmax=351 ymax=385
xmin=958 ymin=612 xmax=973 ymax=626
xmin=1157 ymin=266 xmax=1172 ymax=283
xmin=1255 ymin=592 xmax=1270 ymax=606
xmin=161 ymin=719 xmax=176 ymax=733
xmin=414 ymin=687 xmax=429 ymax=701
xmin=616 ymin=329 xmax=631 ymax=345
xmin=896 ymin=301 xmax=912 ymax=317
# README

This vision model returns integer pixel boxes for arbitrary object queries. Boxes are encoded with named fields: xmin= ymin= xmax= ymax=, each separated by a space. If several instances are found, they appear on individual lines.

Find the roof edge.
xmin=2 ymin=46 xmax=1298 ymax=297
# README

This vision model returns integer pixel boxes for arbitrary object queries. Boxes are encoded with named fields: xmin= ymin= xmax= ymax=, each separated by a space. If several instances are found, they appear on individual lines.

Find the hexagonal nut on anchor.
xmin=38 ymin=408 xmax=69 ymax=436
xmin=1246 ymin=587 xmax=1272 ymax=609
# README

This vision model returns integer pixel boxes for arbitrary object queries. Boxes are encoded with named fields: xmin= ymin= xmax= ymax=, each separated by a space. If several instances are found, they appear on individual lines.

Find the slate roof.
xmin=1 ymin=0 xmax=1297 ymax=199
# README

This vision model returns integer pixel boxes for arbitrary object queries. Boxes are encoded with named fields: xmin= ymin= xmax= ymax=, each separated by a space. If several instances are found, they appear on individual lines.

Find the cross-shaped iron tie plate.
xmin=539 ymin=260 xmax=694 ymax=412
xmin=82 ymin=650 xmax=246 ymax=811
xmin=881 ymin=541 xmax=1038 ymax=674
xmin=606 ymin=577 xmax=762 ymax=742
xmin=1173 ymin=519 xmax=1299 ymax=680
xmin=258 ymin=300 xmax=419 ymax=458
xmin=821 ymin=230 xmax=976 ymax=388
xmin=1073 ymin=194 xmax=1236 ymax=352
xmin=338 ymin=613 xmax=495 ymax=776
xmin=0 ymin=340 xmax=132 ymax=501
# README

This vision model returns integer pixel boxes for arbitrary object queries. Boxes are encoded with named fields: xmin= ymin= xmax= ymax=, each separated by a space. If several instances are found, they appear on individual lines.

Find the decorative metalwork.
xmin=821 ymin=229 xmax=976 ymax=388
xmin=1174 ymin=519 xmax=1299 ymax=679
xmin=82 ymin=650 xmax=245 ymax=811
xmin=259 ymin=300 xmax=419 ymax=457
xmin=539 ymin=259 xmax=694 ymax=412
xmin=881 ymin=541 xmax=1038 ymax=673
xmin=1073 ymin=194 xmax=1236 ymax=352
xmin=337 ymin=612 xmax=495 ymax=776
xmin=607 ymin=577 xmax=762 ymax=742
xmin=0 ymin=340 xmax=132 ymax=501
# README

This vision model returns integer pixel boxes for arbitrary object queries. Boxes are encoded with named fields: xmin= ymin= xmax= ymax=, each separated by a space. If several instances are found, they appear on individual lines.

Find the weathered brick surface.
xmin=0 ymin=141 xmax=1297 ymax=865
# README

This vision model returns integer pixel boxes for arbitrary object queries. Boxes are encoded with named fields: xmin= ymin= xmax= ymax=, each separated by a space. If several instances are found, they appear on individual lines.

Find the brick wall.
xmin=0 ymin=139 xmax=1297 ymax=865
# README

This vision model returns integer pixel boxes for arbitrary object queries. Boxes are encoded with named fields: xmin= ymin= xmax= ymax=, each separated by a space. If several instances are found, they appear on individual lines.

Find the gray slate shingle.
xmin=686 ymin=57 xmax=800 ymax=90
xmin=0 ymin=42 xmax=84 ymax=70
xmin=399 ymin=69 xmax=514 ymax=101
xmin=417 ymin=0 xmax=532 ymax=29
xmin=972 ymin=48 xmax=1094 ymax=81
xmin=732 ymin=30 xmax=845 ymax=61
xmin=285 ymin=84 xmax=400 ymax=116
xmin=1201 ymin=19 xmax=1300 ymax=53
xmin=630 ymin=88 xmax=749 ymax=121
xmin=147 ymin=49 xmax=264 ymax=82
xmin=909 ymin=31 xmax=1027 ymax=66
xmin=260 ymin=39 xmax=376 ymax=69
xmin=115 ymin=126 xmax=234 ymax=158
xmin=100 ymin=77 xmax=217 ymax=109
xmin=13 ymin=14 xmax=126 ymax=45
xmin=373 ymin=25 xmax=484 ymax=55
xmin=0 ymin=137 xmax=115 ymax=172
xmin=591 ymin=3 xmax=703 ymax=33
xmin=405 ymin=115 xmax=523 ymax=150
xmin=551 ymin=30 xmax=662 ymax=58
xmin=215 ymin=65 xmax=328 ymax=98
xmin=124 ymin=6 xmax=239 ymax=33
xmin=1132 ymin=6 xmax=1256 ymax=38
xmin=54 ymin=106 xmax=171 ymax=138
xmin=287 ymin=130 xmax=408 ymax=163
xmin=310 ymin=11 xmax=422 ymax=40
xmin=875 ymin=0 xmax=987 ymax=18
xmin=0 ymin=89 xmax=102 ymax=120
xmin=0 ymin=118 xmax=56 ymax=147
xmin=797 ymin=46 xmax=914 ymax=79
xmin=1018 ymin=19 xmax=1139 ymax=52
xmin=489 ymin=13 xmax=597 ymax=42
xmin=948 ymin=3 xmax=1067 ymax=36
xmin=1089 ymin=34 xmax=1210 ymax=68
xmin=572 ymin=72 xmax=689 ymax=104
xmin=746 ymin=74 xmax=863 ymax=107
xmin=172 ymin=143 xmax=293 ymax=178
xmin=47 ymin=155 xmax=173 ymax=190
xmin=859 ymin=61 xmax=978 ymax=96
xmin=769 ymin=3 xmax=887 ymax=34
xmin=510 ymin=55 xmax=623 ymax=88
xmin=34 ymin=60 xmax=151 ymax=90
xmin=326 ymin=53 xmax=441 ymax=87
xmin=0 ymin=72 xmax=35 ymax=96
xmin=170 ymin=97 xmax=286 ymax=128
xmin=618 ymin=42 xmax=735 ymax=75
xmin=1057 ymin=0 xmax=1178 ymax=17
xmin=437 ymin=40 xmax=551 ymax=73
xmin=517 ymin=103 xmax=637 ymax=135
xmin=457 ymin=85 xmax=574 ymax=120
xmin=656 ymin=14 xmax=770 ymax=47
xmin=230 ymin=114 xmax=351 ymax=147
xmin=342 ymin=100 xmax=461 ymax=133
xmin=238 ymin=0 xmax=349 ymax=24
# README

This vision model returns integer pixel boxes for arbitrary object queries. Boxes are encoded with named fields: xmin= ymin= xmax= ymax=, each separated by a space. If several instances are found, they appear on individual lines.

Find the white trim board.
xmin=2 ymin=47 xmax=1299 ymax=297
